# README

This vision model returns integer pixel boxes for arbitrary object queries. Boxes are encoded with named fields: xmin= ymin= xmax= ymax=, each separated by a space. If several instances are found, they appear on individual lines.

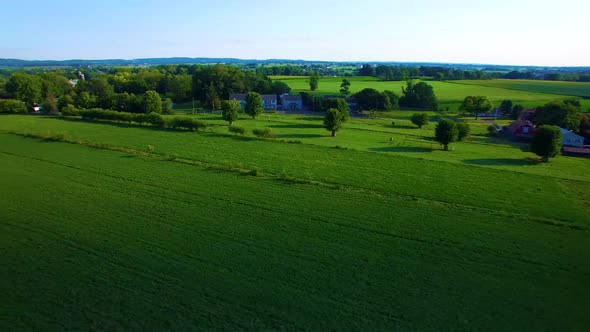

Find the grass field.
xmin=2 ymin=114 xmax=590 ymax=330
xmin=273 ymin=76 xmax=590 ymax=111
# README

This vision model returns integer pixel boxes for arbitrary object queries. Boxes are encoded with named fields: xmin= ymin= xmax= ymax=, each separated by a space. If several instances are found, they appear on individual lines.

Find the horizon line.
xmin=1 ymin=57 xmax=589 ymax=69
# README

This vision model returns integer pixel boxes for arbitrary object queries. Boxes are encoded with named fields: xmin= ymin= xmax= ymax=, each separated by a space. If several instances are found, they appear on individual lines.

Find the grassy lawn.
xmin=1 ymin=114 xmax=589 ymax=330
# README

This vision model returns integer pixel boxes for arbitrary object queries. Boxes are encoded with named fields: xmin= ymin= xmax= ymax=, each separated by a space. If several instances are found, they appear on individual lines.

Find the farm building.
xmin=506 ymin=119 xmax=535 ymax=140
xmin=562 ymin=146 xmax=590 ymax=157
xmin=261 ymin=94 xmax=277 ymax=110
xmin=559 ymin=128 xmax=585 ymax=147
xmin=229 ymin=93 xmax=247 ymax=109
xmin=280 ymin=94 xmax=303 ymax=110
xmin=229 ymin=93 xmax=277 ymax=111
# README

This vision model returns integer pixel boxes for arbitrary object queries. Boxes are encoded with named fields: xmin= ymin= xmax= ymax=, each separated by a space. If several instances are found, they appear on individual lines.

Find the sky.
xmin=1 ymin=0 xmax=588 ymax=66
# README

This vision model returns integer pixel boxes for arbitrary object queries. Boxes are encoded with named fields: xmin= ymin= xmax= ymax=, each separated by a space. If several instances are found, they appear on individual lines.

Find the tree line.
xmin=0 ymin=64 xmax=292 ymax=113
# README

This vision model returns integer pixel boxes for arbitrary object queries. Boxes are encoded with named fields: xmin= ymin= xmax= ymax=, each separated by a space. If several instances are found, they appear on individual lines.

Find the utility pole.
xmin=192 ymin=97 xmax=195 ymax=115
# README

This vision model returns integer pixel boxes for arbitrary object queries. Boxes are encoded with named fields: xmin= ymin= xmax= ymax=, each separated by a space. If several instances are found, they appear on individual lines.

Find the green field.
xmin=2 ymin=114 xmax=590 ymax=330
xmin=274 ymin=76 xmax=590 ymax=110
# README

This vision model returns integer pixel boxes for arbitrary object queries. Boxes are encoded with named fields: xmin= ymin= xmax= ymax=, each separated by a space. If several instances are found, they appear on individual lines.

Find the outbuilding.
xmin=559 ymin=127 xmax=585 ymax=148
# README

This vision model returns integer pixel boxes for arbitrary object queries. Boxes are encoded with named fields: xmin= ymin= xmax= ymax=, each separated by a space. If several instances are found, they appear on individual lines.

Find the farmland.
xmin=273 ymin=76 xmax=590 ymax=110
xmin=1 ymin=113 xmax=590 ymax=330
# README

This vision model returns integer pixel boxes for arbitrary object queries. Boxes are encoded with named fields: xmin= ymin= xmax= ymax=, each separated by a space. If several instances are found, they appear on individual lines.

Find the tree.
xmin=459 ymin=96 xmax=492 ymax=119
xmin=324 ymin=108 xmax=344 ymax=137
xmin=511 ymin=104 xmax=525 ymax=120
xmin=534 ymin=100 xmax=580 ymax=130
xmin=339 ymin=79 xmax=351 ymax=95
xmin=145 ymin=90 xmax=162 ymax=114
xmin=5 ymin=73 xmax=42 ymax=104
xmin=75 ymin=91 xmax=96 ymax=109
xmin=308 ymin=71 xmax=320 ymax=91
xmin=410 ymin=113 xmax=429 ymax=128
xmin=400 ymin=80 xmax=438 ymax=110
xmin=435 ymin=119 xmax=458 ymax=151
xmin=353 ymin=88 xmax=391 ymax=111
xmin=382 ymin=90 xmax=400 ymax=110
xmin=324 ymin=98 xmax=350 ymax=122
xmin=531 ymin=125 xmax=562 ymax=162
xmin=162 ymin=98 xmax=174 ymax=115
xmin=42 ymin=94 xmax=58 ymax=114
xmin=456 ymin=122 xmax=471 ymax=141
xmin=221 ymin=100 xmax=241 ymax=125
xmin=245 ymin=92 xmax=263 ymax=119
xmin=271 ymin=81 xmax=291 ymax=95
xmin=499 ymin=100 xmax=513 ymax=116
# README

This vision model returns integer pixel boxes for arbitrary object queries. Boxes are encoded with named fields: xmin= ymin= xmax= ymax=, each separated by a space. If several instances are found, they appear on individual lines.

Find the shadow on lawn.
xmin=268 ymin=123 xmax=324 ymax=129
xmin=369 ymin=146 xmax=433 ymax=153
xmin=276 ymin=133 xmax=324 ymax=139
xmin=463 ymin=158 xmax=535 ymax=166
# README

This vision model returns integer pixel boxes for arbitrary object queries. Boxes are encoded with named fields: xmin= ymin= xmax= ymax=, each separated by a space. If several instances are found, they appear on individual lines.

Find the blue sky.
xmin=1 ymin=0 xmax=588 ymax=66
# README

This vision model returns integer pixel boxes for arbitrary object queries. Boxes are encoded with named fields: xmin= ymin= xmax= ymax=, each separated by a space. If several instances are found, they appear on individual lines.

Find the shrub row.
xmin=68 ymin=107 xmax=206 ymax=131
xmin=0 ymin=99 xmax=28 ymax=114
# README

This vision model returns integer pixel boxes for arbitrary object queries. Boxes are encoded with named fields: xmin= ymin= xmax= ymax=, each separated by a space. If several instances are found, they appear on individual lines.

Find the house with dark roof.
xmin=506 ymin=119 xmax=535 ymax=140
xmin=229 ymin=93 xmax=247 ymax=109
xmin=280 ymin=94 xmax=303 ymax=111
xmin=230 ymin=93 xmax=277 ymax=111
xmin=261 ymin=94 xmax=277 ymax=110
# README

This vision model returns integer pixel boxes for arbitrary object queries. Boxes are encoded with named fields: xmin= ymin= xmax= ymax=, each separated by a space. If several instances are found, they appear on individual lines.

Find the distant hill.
xmin=1 ymin=57 xmax=588 ymax=71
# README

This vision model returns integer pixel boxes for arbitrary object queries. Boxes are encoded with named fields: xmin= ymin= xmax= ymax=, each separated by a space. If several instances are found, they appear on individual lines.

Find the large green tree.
xmin=145 ymin=90 xmax=162 ymax=114
xmin=5 ymin=73 xmax=42 ymax=104
xmin=435 ymin=119 xmax=458 ymax=151
xmin=534 ymin=100 xmax=580 ymax=130
xmin=324 ymin=108 xmax=344 ymax=137
xmin=531 ymin=125 xmax=562 ymax=162
xmin=245 ymin=92 xmax=263 ymax=119
xmin=324 ymin=98 xmax=350 ymax=122
xmin=221 ymin=100 xmax=241 ymax=125
xmin=400 ymin=80 xmax=438 ymax=110
xmin=459 ymin=96 xmax=493 ymax=119
xmin=353 ymin=88 xmax=398 ymax=111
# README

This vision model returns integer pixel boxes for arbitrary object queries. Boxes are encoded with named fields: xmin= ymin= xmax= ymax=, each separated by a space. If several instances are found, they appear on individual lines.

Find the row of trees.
xmin=0 ymin=64 xmax=293 ymax=114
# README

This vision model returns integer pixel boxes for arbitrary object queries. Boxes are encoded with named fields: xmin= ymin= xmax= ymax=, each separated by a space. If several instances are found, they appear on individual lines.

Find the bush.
xmin=144 ymin=113 xmax=165 ymax=127
xmin=229 ymin=125 xmax=246 ymax=135
xmin=0 ymin=99 xmax=28 ymax=114
xmin=391 ymin=121 xmax=396 ymax=127
xmin=60 ymin=104 xmax=80 ymax=116
xmin=165 ymin=117 xmax=207 ymax=131
xmin=456 ymin=122 xmax=471 ymax=141
xmin=252 ymin=128 xmax=273 ymax=138
xmin=487 ymin=125 xmax=498 ymax=136
xmin=410 ymin=113 xmax=429 ymax=128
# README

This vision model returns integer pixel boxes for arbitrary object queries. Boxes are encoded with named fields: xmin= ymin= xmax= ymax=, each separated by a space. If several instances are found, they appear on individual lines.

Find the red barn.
xmin=507 ymin=119 xmax=535 ymax=140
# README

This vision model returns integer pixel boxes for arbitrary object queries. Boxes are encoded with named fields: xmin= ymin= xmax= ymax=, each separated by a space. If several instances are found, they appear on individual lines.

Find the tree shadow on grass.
xmin=276 ymin=133 xmax=324 ymax=139
xmin=369 ymin=146 xmax=433 ymax=153
xmin=268 ymin=123 xmax=324 ymax=129
xmin=463 ymin=158 xmax=535 ymax=166
xmin=390 ymin=125 xmax=418 ymax=129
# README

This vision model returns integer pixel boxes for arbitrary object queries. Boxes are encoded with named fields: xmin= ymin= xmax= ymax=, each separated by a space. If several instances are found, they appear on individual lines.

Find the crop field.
xmin=450 ymin=79 xmax=590 ymax=99
xmin=273 ymin=76 xmax=590 ymax=110
xmin=1 ymin=114 xmax=590 ymax=330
